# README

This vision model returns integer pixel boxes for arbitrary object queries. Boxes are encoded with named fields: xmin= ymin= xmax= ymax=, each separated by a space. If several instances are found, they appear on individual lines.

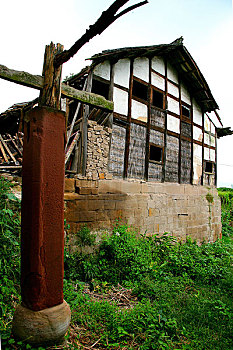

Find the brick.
xmin=77 ymin=187 xmax=92 ymax=195
xmin=64 ymin=193 xmax=80 ymax=201
xmin=65 ymin=178 xmax=75 ymax=192
xmin=120 ymin=181 xmax=141 ymax=194
xmin=88 ymin=200 xmax=105 ymax=211
xmin=115 ymin=200 xmax=128 ymax=210
xmin=104 ymin=200 xmax=116 ymax=210
xmin=66 ymin=200 xmax=88 ymax=211
xmin=96 ymin=210 xmax=111 ymax=221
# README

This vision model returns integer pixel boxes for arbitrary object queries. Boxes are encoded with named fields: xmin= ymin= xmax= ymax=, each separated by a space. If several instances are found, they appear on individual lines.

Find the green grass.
xmin=1 ymin=177 xmax=233 ymax=349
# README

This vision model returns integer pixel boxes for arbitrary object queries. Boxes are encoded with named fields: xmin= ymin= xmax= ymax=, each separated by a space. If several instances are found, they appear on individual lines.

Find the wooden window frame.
xmin=132 ymin=77 xmax=149 ymax=104
xmin=149 ymin=143 xmax=164 ymax=164
xmin=151 ymin=87 xmax=165 ymax=110
xmin=204 ymin=160 xmax=215 ymax=175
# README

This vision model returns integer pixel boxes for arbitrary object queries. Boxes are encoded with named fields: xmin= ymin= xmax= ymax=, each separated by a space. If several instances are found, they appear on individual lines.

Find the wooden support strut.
xmin=0 ymin=64 xmax=114 ymax=111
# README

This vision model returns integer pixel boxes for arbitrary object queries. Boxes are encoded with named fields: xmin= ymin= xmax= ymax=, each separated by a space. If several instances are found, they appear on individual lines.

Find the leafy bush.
xmin=0 ymin=177 xmax=21 ymax=340
xmin=218 ymin=188 xmax=233 ymax=237
xmin=69 ymin=222 xmax=232 ymax=287
xmin=1 ymin=177 xmax=233 ymax=349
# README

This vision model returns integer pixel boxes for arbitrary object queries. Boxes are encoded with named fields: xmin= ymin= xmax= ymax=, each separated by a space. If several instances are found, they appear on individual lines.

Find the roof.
xmin=0 ymin=99 xmax=37 ymax=134
xmin=89 ymin=37 xmax=219 ymax=113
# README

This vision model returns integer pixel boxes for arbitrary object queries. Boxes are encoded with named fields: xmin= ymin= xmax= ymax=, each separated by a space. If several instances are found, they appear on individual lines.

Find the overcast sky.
xmin=0 ymin=0 xmax=232 ymax=186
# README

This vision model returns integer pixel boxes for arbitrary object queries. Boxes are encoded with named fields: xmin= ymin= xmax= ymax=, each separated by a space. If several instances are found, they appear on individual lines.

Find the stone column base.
xmin=12 ymin=300 xmax=71 ymax=346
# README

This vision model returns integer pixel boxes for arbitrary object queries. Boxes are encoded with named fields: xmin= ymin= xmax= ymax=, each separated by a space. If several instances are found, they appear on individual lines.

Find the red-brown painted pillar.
xmin=12 ymin=106 xmax=71 ymax=345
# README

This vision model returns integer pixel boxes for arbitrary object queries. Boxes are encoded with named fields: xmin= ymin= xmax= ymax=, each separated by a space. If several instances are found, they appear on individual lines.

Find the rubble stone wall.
xmin=85 ymin=121 xmax=112 ymax=180
xmin=64 ymin=178 xmax=222 ymax=249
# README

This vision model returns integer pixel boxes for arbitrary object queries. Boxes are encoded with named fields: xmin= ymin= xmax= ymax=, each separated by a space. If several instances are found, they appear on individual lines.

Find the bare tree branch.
xmin=54 ymin=0 xmax=148 ymax=67
xmin=114 ymin=0 xmax=148 ymax=20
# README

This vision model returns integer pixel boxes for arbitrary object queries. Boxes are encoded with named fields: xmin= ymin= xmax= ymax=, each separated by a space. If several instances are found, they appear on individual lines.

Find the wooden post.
xmin=12 ymin=43 xmax=71 ymax=347
xmin=80 ymin=71 xmax=93 ymax=176
xmin=39 ymin=42 xmax=64 ymax=109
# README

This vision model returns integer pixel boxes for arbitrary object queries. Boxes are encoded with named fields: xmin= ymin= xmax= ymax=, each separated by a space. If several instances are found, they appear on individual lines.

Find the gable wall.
xmin=92 ymin=57 xmax=217 ymax=186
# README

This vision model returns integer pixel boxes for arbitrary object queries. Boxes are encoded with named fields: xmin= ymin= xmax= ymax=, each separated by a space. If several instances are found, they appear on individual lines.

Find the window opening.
xmin=181 ymin=105 xmax=191 ymax=119
xmin=152 ymin=89 xmax=164 ymax=109
xmin=132 ymin=79 xmax=148 ymax=101
xmin=149 ymin=144 xmax=163 ymax=162
xmin=92 ymin=78 xmax=109 ymax=100
xmin=205 ymin=161 xmax=214 ymax=174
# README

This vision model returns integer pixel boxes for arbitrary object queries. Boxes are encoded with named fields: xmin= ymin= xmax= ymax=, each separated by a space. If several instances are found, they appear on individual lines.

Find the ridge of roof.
xmin=90 ymin=37 xmax=184 ymax=62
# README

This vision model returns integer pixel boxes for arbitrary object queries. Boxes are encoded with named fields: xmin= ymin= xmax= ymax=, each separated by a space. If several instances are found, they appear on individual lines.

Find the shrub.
xmin=0 ymin=177 xmax=21 ymax=339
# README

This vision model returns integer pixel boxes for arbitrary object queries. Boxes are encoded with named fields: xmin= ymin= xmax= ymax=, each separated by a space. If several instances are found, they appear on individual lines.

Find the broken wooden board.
xmin=0 ymin=64 xmax=114 ymax=111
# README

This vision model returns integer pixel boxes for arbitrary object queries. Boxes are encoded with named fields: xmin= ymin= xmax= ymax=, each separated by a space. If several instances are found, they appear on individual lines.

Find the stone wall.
xmin=64 ymin=178 xmax=222 ymax=246
xmin=85 ymin=120 xmax=112 ymax=179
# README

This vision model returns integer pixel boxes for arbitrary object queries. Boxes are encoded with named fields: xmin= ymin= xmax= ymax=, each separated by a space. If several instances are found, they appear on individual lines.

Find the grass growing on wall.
xmin=0 ymin=177 xmax=233 ymax=349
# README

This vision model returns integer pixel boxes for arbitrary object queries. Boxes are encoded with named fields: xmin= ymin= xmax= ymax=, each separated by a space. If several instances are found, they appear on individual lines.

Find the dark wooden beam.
xmin=0 ymin=64 xmax=114 ymax=111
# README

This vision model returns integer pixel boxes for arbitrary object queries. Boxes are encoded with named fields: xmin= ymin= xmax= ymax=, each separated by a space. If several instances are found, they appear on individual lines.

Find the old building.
xmin=62 ymin=38 xmax=223 ymax=243
xmin=0 ymin=38 xmax=227 ymax=243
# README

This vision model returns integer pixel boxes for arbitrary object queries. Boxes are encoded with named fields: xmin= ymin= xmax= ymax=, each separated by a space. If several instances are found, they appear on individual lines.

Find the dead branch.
xmin=54 ymin=0 xmax=148 ymax=67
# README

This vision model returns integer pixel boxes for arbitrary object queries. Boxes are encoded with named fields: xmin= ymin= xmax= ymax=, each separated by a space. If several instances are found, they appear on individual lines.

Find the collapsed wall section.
xmin=64 ymin=178 xmax=222 ymax=248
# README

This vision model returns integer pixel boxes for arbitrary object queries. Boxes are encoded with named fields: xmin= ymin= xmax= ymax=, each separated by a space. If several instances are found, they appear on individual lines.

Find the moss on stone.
xmin=206 ymin=193 xmax=214 ymax=203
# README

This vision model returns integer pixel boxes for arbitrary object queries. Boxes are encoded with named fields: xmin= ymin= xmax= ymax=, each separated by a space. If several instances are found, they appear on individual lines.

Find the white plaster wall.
xmin=193 ymin=126 xmax=203 ymax=142
xmin=167 ymin=96 xmax=180 ymax=115
xmin=181 ymin=82 xmax=191 ymax=104
xmin=94 ymin=61 xmax=111 ymax=81
xmin=167 ymin=81 xmax=179 ymax=98
xmin=204 ymin=147 xmax=210 ymax=161
xmin=193 ymin=99 xmax=202 ymax=126
xmin=113 ymin=87 xmax=128 ymax=116
xmin=204 ymin=114 xmax=211 ymax=132
xmin=133 ymin=57 xmax=149 ymax=82
xmin=61 ymin=98 xmax=67 ymax=112
xmin=193 ymin=143 xmax=202 ymax=184
xmin=114 ymin=59 xmax=130 ymax=88
xmin=210 ymin=149 xmax=215 ymax=162
xmin=151 ymin=56 xmax=165 ymax=75
xmin=210 ymin=121 xmax=216 ymax=135
xmin=131 ymin=99 xmax=148 ymax=121
xmin=167 ymin=62 xmax=179 ymax=83
xmin=151 ymin=72 xmax=165 ymax=91
xmin=204 ymin=133 xmax=210 ymax=145
xmin=210 ymin=135 xmax=215 ymax=147
xmin=167 ymin=114 xmax=180 ymax=134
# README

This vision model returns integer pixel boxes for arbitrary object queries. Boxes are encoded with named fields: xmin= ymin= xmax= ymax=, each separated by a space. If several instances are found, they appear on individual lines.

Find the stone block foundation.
xmin=64 ymin=178 xmax=222 ymax=245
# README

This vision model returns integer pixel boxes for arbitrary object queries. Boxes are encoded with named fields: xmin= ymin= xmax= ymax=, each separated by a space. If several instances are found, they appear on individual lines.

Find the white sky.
xmin=0 ymin=0 xmax=232 ymax=186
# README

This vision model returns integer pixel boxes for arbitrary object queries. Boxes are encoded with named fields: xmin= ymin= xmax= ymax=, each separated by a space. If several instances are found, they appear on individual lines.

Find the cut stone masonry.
xmin=64 ymin=178 xmax=222 ymax=249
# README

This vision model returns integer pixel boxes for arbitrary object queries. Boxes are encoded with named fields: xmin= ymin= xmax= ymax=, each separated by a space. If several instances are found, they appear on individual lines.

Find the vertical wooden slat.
xmin=144 ymin=58 xmax=152 ymax=180
xmin=201 ymin=111 xmax=205 ymax=185
xmin=123 ymin=59 xmax=134 ymax=178
xmin=215 ymin=130 xmax=217 ymax=186
xmin=178 ymin=75 xmax=182 ymax=184
xmin=162 ymin=59 xmax=168 ymax=183
xmin=107 ymin=63 xmax=115 ymax=171
xmin=190 ymin=97 xmax=194 ymax=184
xmin=81 ymin=71 xmax=93 ymax=176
